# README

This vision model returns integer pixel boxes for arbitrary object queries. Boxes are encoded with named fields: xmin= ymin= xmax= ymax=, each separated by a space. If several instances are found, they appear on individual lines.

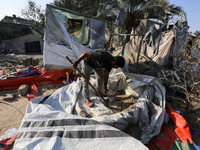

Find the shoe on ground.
xmin=85 ymin=100 xmax=94 ymax=107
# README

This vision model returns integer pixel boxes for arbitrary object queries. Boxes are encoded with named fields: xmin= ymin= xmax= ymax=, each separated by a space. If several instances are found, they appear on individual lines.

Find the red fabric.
xmin=27 ymin=94 xmax=41 ymax=102
xmin=0 ymin=134 xmax=17 ymax=150
xmin=166 ymin=105 xmax=193 ymax=143
xmin=6 ymin=134 xmax=17 ymax=145
xmin=146 ymin=124 xmax=178 ymax=150
xmin=0 ymin=69 xmax=75 ymax=91
xmin=1 ymin=145 xmax=9 ymax=150
xmin=31 ymin=84 xmax=39 ymax=94
xmin=147 ymin=105 xmax=195 ymax=149
xmin=27 ymin=84 xmax=41 ymax=101
xmin=0 ymin=138 xmax=10 ymax=144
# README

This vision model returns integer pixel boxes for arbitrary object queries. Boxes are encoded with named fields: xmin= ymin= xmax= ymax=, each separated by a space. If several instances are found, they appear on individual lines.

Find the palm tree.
xmin=53 ymin=0 xmax=183 ymax=35
xmin=53 ymin=0 xmax=183 ymax=23
xmin=53 ymin=0 xmax=100 ymax=16
xmin=194 ymin=31 xmax=200 ymax=38
xmin=118 ymin=0 xmax=183 ymax=33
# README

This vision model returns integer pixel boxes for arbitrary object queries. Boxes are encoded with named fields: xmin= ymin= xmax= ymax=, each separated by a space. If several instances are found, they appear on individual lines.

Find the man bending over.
xmin=73 ymin=49 xmax=125 ymax=107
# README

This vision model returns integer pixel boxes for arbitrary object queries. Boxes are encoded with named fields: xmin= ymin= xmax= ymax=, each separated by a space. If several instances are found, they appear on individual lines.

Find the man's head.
xmin=113 ymin=56 xmax=125 ymax=68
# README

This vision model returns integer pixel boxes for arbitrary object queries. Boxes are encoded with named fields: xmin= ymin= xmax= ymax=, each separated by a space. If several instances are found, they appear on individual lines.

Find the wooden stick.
xmin=66 ymin=56 xmax=106 ymax=101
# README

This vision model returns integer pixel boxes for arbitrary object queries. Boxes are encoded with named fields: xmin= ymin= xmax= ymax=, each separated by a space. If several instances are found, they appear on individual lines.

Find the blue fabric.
xmin=16 ymin=66 xmax=41 ymax=76
xmin=190 ymin=129 xmax=199 ymax=136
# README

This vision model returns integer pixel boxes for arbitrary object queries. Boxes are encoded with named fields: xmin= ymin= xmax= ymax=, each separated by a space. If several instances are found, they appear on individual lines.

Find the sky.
xmin=0 ymin=0 xmax=54 ymax=19
xmin=169 ymin=0 xmax=200 ymax=33
xmin=0 ymin=0 xmax=199 ymax=33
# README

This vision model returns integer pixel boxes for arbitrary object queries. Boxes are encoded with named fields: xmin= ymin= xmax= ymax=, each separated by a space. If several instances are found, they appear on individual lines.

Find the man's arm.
xmin=104 ymin=71 xmax=109 ymax=94
xmin=72 ymin=52 xmax=91 ymax=69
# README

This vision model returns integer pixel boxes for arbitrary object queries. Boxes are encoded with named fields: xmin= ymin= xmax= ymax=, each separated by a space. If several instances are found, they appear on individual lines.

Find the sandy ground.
xmin=0 ymin=91 xmax=28 ymax=137
xmin=0 ymin=54 xmax=44 ymax=137
xmin=0 ymin=86 xmax=61 ymax=137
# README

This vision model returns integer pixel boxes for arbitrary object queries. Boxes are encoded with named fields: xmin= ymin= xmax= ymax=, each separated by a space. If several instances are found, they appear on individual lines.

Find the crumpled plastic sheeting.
xmin=142 ymin=28 xmax=174 ymax=66
xmin=14 ymin=69 xmax=165 ymax=149
xmin=141 ymin=23 xmax=188 ymax=69
xmin=84 ymin=69 xmax=166 ymax=144
xmin=13 ymin=79 xmax=148 ymax=150
xmin=136 ymin=86 xmax=165 ymax=144
xmin=108 ymin=70 xmax=166 ymax=144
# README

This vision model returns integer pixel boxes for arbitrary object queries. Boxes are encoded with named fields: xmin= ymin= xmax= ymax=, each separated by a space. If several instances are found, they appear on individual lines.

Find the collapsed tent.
xmin=44 ymin=4 xmax=106 ymax=70
xmin=115 ymin=12 xmax=189 ymax=70
xmin=141 ymin=23 xmax=189 ymax=69
xmin=13 ymin=69 xmax=165 ymax=149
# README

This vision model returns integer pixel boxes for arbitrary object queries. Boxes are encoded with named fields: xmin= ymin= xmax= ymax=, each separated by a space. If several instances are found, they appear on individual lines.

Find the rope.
xmin=0 ymin=100 xmax=25 ymax=116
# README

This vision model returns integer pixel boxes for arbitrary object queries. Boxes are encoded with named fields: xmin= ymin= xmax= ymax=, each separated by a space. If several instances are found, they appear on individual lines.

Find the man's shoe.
xmin=85 ymin=100 xmax=94 ymax=107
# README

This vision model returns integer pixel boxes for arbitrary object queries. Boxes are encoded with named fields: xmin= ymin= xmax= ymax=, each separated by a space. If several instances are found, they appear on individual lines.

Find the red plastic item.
xmin=0 ymin=69 xmax=75 ymax=91
xmin=0 ymin=134 xmax=17 ymax=150
xmin=146 ymin=124 xmax=178 ymax=150
xmin=166 ymin=105 xmax=193 ymax=143
xmin=27 ymin=84 xmax=41 ymax=101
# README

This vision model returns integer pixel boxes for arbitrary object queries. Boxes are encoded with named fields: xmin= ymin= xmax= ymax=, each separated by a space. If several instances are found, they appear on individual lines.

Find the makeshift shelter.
xmin=43 ymin=4 xmax=106 ymax=70
xmin=113 ymin=12 xmax=189 ymax=70
xmin=141 ymin=23 xmax=189 ymax=69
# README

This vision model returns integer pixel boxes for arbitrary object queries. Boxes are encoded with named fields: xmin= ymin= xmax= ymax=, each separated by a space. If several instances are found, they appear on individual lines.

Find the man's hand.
xmin=72 ymin=61 xmax=78 ymax=69
xmin=104 ymin=89 xmax=108 ymax=96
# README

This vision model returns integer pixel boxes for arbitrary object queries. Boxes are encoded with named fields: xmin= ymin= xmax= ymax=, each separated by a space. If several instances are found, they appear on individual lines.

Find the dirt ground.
xmin=0 ymin=53 xmax=200 ymax=141
xmin=0 ymin=90 xmax=28 ymax=137
xmin=0 ymin=85 xmax=63 ymax=137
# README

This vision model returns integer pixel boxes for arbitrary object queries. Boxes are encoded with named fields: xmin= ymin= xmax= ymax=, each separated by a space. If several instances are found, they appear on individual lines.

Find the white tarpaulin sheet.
xmin=43 ymin=5 xmax=106 ymax=70
xmin=142 ymin=29 xmax=174 ymax=66
xmin=141 ymin=23 xmax=188 ymax=68
xmin=13 ymin=69 xmax=166 ymax=149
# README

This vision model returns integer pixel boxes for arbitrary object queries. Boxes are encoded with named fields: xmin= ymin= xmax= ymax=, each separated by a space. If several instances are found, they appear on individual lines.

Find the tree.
xmin=194 ymin=31 xmax=200 ymax=38
xmin=118 ymin=0 xmax=183 ymax=33
xmin=21 ymin=0 xmax=45 ymax=26
xmin=53 ymin=0 xmax=183 ymax=32
xmin=53 ymin=0 xmax=100 ymax=16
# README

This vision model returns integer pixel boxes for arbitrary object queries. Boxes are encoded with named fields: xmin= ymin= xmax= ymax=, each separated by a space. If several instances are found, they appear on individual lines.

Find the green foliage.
xmin=53 ymin=0 xmax=100 ymax=16
xmin=194 ymin=31 xmax=200 ymax=38
xmin=52 ymin=0 xmax=184 ymax=42
xmin=21 ymin=0 xmax=45 ymax=27
xmin=53 ymin=0 xmax=183 ymax=29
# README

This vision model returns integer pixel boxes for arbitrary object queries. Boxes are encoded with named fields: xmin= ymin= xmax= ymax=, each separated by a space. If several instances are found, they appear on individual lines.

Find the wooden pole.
xmin=66 ymin=56 xmax=106 ymax=102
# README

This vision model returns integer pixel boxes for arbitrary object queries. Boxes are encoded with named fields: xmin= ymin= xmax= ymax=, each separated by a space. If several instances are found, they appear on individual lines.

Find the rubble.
xmin=18 ymin=84 xmax=30 ymax=96
xmin=1 ymin=94 xmax=15 ymax=101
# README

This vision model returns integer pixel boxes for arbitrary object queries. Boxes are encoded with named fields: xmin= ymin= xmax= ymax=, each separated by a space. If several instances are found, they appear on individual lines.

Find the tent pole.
xmin=121 ymin=35 xmax=128 ymax=56
xmin=136 ymin=35 xmax=144 ymax=72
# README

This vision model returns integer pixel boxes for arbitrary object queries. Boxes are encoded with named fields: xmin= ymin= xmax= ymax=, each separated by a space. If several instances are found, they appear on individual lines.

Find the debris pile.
xmin=0 ymin=54 xmax=43 ymax=80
